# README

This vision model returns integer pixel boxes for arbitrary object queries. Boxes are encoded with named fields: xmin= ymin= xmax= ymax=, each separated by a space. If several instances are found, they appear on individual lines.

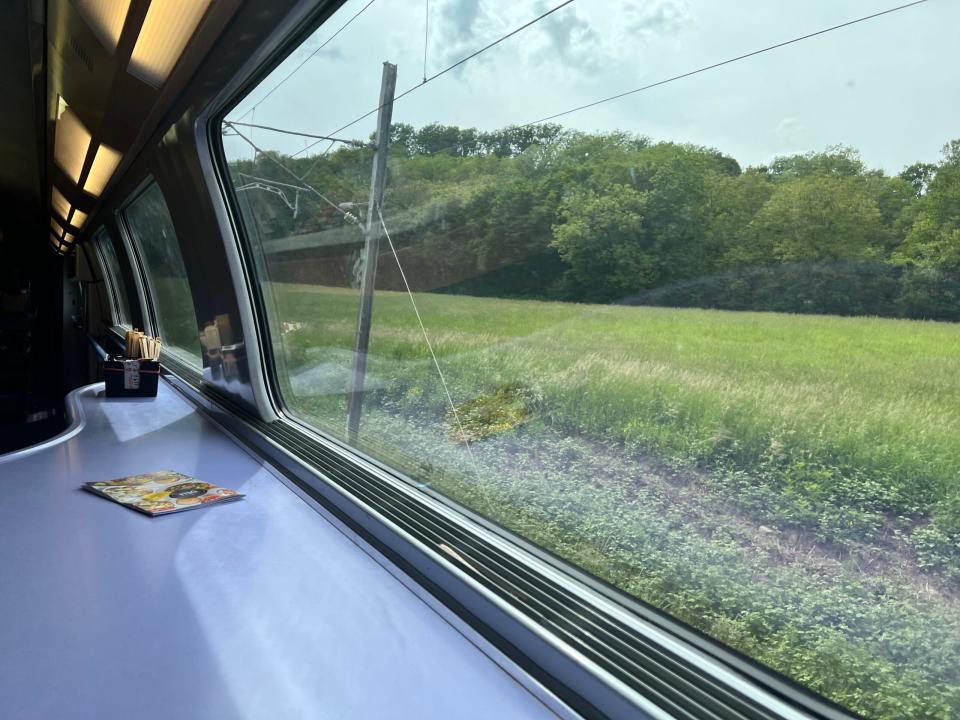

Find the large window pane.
xmin=124 ymin=183 xmax=201 ymax=365
xmin=220 ymin=2 xmax=960 ymax=718
xmin=93 ymin=226 xmax=131 ymax=326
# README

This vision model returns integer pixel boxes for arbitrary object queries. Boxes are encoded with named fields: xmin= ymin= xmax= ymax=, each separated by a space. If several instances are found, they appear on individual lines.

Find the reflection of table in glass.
xmin=0 ymin=381 xmax=564 ymax=720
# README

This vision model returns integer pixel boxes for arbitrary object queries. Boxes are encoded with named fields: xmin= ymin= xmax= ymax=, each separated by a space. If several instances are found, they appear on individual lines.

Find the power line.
xmin=422 ymin=0 xmax=430 ymax=83
xmin=263 ymin=0 xmax=928 ymax=175
xmin=291 ymin=0 xmax=578 ymax=160
xmin=402 ymin=0 xmax=576 ymax=99
xmin=250 ymin=106 xmax=256 ymax=162
xmin=236 ymin=172 xmax=309 ymax=191
xmin=521 ymin=0 xmax=931 ymax=127
xmin=299 ymin=140 xmax=338 ymax=182
xmin=230 ymin=0 xmax=377 ymax=123
xmin=229 ymin=123 xmax=480 ymax=459
xmin=377 ymin=206 xmax=478 ymax=464
xmin=226 ymin=121 xmax=370 ymax=147
xmin=224 ymin=121 xmax=360 ymax=224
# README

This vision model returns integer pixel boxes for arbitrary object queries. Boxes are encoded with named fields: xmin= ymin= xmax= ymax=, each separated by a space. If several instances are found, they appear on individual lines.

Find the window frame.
xmin=117 ymin=177 xmax=203 ymax=369
xmin=90 ymin=225 xmax=131 ymax=328
xmin=199 ymin=3 xmax=860 ymax=719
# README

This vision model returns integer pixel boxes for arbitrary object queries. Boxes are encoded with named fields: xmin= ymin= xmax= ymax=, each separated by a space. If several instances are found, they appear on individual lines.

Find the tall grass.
xmin=269 ymin=282 xmax=960 ymax=719
xmin=276 ymin=284 xmax=960 ymax=518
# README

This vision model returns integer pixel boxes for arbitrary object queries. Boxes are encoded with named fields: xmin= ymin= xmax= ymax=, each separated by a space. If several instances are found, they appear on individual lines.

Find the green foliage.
xmin=551 ymin=183 xmax=649 ymax=301
xmin=900 ymin=161 xmax=938 ymax=197
xmin=233 ymin=124 xmax=960 ymax=320
xmin=894 ymin=142 xmax=960 ymax=273
xmin=264 ymin=285 xmax=960 ymax=720
xmin=910 ymin=524 xmax=960 ymax=582
xmin=745 ymin=175 xmax=883 ymax=263
xmin=704 ymin=170 xmax=774 ymax=269
xmin=227 ymin=122 xmax=960 ymax=720
xmin=447 ymin=383 xmax=531 ymax=443
xmin=385 ymin=121 xmax=567 ymax=158
xmin=764 ymin=145 xmax=867 ymax=179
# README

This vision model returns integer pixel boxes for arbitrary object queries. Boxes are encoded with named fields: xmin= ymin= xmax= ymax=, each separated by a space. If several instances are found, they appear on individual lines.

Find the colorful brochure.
xmin=82 ymin=470 xmax=244 ymax=516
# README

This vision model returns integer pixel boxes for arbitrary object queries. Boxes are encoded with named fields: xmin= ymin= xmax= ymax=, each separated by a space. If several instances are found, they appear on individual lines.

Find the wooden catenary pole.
xmin=346 ymin=62 xmax=397 ymax=444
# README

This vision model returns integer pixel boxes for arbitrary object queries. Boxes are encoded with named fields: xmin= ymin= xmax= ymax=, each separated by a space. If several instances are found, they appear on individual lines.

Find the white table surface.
xmin=0 ymin=381 xmax=566 ymax=720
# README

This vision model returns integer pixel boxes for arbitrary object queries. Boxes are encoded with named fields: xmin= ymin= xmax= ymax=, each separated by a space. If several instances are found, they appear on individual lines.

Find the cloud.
xmin=624 ymin=0 xmax=695 ymax=37
xmin=440 ymin=0 xmax=485 ymax=42
xmin=430 ymin=0 xmax=601 ymax=77
xmin=432 ymin=0 xmax=498 ymax=72
xmin=774 ymin=117 xmax=807 ymax=147
xmin=530 ymin=1 xmax=601 ymax=70
xmin=293 ymin=41 xmax=344 ymax=62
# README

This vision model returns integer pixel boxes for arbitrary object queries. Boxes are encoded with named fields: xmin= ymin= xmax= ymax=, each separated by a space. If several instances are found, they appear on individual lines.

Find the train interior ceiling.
xmin=1 ymin=0 xmax=253 ymax=448
xmin=1 ymin=0 xmax=230 ymax=449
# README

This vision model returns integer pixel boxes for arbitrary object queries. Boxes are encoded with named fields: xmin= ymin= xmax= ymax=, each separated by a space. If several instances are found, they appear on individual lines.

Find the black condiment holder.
xmin=103 ymin=355 xmax=160 ymax=397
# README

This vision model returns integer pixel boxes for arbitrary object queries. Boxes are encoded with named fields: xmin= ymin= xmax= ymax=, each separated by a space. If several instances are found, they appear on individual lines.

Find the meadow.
xmin=269 ymin=283 xmax=960 ymax=719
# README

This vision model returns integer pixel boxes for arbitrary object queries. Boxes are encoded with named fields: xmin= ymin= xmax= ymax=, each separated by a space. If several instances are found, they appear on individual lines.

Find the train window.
xmin=123 ymin=183 xmax=201 ymax=365
xmin=218 ymin=2 xmax=960 ymax=718
xmin=92 ymin=226 xmax=131 ymax=327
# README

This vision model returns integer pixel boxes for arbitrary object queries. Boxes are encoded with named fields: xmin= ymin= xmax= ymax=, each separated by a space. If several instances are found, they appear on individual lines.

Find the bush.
xmin=620 ymin=261 xmax=960 ymax=322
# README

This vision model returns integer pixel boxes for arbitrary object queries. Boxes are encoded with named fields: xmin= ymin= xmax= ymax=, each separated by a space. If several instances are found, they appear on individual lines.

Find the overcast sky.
xmin=223 ymin=0 xmax=960 ymax=175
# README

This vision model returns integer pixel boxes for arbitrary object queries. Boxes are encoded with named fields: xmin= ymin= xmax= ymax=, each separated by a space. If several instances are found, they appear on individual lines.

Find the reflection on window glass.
xmin=124 ymin=183 xmax=201 ymax=364
xmin=221 ymin=2 xmax=960 ymax=717
xmin=93 ymin=226 xmax=131 ymax=326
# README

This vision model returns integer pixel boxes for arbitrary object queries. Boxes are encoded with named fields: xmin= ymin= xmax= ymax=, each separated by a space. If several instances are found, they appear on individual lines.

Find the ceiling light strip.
xmin=128 ymin=0 xmax=212 ymax=87
xmin=54 ymin=108 xmax=92 ymax=185
xmin=69 ymin=207 xmax=90 ymax=229
xmin=83 ymin=144 xmax=123 ymax=197
xmin=51 ymin=187 xmax=71 ymax=220
xmin=73 ymin=0 xmax=132 ymax=53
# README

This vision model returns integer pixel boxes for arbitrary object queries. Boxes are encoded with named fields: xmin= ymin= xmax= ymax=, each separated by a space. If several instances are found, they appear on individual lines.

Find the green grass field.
xmin=268 ymin=283 xmax=960 ymax=719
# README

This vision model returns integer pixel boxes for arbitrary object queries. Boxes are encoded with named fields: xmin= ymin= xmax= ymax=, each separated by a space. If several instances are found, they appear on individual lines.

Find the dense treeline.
xmin=231 ymin=123 xmax=960 ymax=320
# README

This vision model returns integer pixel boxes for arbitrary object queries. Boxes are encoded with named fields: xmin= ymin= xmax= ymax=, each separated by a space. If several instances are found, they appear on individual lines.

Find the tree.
xmin=745 ymin=175 xmax=883 ymax=264
xmin=387 ymin=122 xmax=417 ymax=156
xmin=225 ymin=120 xmax=960 ymax=319
xmin=766 ymin=146 xmax=866 ymax=181
xmin=551 ymin=184 xmax=649 ymax=302
xmin=899 ymin=162 xmax=938 ymax=197
xmin=705 ymin=170 xmax=774 ymax=270
xmin=629 ymin=144 xmax=717 ymax=285
xmin=894 ymin=140 xmax=960 ymax=272
xmin=478 ymin=124 xmax=566 ymax=157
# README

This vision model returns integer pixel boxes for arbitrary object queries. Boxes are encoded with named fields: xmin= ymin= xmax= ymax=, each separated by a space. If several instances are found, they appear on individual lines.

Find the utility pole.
xmin=346 ymin=62 xmax=397 ymax=445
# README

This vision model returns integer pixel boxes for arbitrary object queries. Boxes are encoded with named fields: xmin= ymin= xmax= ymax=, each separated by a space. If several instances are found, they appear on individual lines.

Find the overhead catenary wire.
xmin=250 ymin=106 xmax=257 ymax=163
xmin=422 ymin=0 xmax=430 ymax=83
xmin=231 ymin=0 xmax=378 ymax=124
xmin=521 ymin=0 xmax=931 ymax=127
xmin=376 ymin=206 xmax=478 ymax=466
xmin=218 ymin=0 xmax=934 ymax=497
xmin=237 ymin=0 xmax=928 ymax=171
xmin=237 ymin=172 xmax=311 ymax=191
xmin=291 ymin=0 xmax=578 ymax=160
xmin=226 ymin=121 xmax=370 ymax=148
xmin=332 ymin=0 xmax=934 ymax=162
xmin=219 ymin=1 xmax=937 ymax=229
xmin=224 ymin=0 xmax=927 ymax=220
xmin=300 ymin=140 xmax=339 ymax=182
xmin=228 ymin=129 xmax=482 ymax=472
xmin=224 ymin=121 xmax=361 ymax=225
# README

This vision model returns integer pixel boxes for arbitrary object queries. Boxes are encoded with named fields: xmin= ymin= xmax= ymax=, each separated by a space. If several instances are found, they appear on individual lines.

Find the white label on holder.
xmin=123 ymin=360 xmax=140 ymax=390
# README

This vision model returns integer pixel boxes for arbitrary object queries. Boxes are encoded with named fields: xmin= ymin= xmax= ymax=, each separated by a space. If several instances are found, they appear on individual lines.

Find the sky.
xmin=223 ymin=0 xmax=960 ymax=175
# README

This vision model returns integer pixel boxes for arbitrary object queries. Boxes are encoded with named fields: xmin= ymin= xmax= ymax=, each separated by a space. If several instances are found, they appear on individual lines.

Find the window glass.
xmin=220 ymin=2 xmax=960 ymax=717
xmin=123 ymin=183 xmax=201 ymax=365
xmin=93 ymin=226 xmax=131 ymax=326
